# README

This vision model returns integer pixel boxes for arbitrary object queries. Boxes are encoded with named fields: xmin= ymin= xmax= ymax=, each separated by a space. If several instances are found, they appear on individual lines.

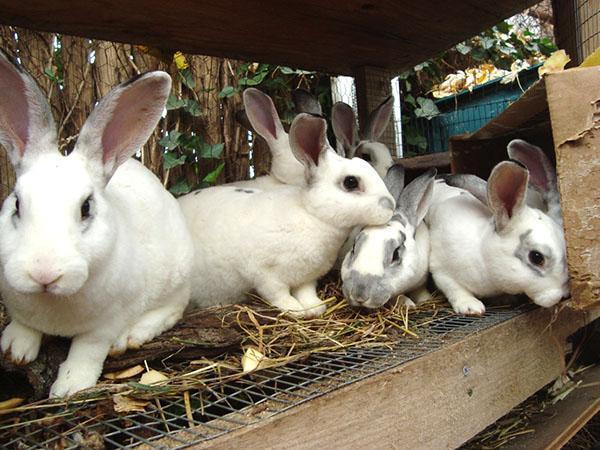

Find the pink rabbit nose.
xmin=29 ymin=270 xmax=62 ymax=288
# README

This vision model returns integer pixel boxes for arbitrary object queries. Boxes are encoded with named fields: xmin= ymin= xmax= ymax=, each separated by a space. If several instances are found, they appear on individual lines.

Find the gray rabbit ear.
xmin=364 ymin=96 xmax=393 ymax=141
xmin=487 ymin=161 xmax=529 ymax=232
xmin=0 ymin=49 xmax=57 ymax=171
xmin=243 ymin=88 xmax=284 ymax=143
xmin=332 ymin=101 xmax=359 ymax=157
xmin=289 ymin=113 xmax=328 ymax=172
xmin=292 ymin=89 xmax=323 ymax=115
xmin=398 ymin=168 xmax=437 ymax=228
xmin=384 ymin=164 xmax=405 ymax=203
xmin=507 ymin=139 xmax=556 ymax=194
xmin=441 ymin=174 xmax=488 ymax=206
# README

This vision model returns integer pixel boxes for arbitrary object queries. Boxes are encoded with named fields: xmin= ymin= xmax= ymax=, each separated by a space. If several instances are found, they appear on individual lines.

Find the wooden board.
xmin=0 ymin=0 xmax=538 ymax=76
xmin=150 ymin=304 xmax=600 ymax=449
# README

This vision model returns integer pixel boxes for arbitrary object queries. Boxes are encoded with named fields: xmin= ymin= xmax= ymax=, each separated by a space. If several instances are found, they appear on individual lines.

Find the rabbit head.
xmin=0 ymin=51 xmax=171 ymax=297
xmin=507 ymin=139 xmax=562 ymax=225
xmin=331 ymin=96 xmax=394 ymax=178
xmin=341 ymin=166 xmax=435 ymax=308
xmin=292 ymin=88 xmax=323 ymax=115
xmin=289 ymin=113 xmax=395 ymax=228
xmin=242 ymin=88 xmax=305 ymax=186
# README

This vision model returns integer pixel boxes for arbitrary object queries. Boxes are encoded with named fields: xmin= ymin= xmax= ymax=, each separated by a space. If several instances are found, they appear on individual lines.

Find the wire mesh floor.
xmin=1 ymin=305 xmax=531 ymax=449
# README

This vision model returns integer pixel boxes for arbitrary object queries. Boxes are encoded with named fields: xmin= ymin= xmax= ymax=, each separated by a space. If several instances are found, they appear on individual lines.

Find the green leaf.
xmin=279 ymin=66 xmax=314 ymax=75
xmin=218 ymin=86 xmax=237 ymax=98
xmin=405 ymin=133 xmax=428 ymax=151
xmin=470 ymin=47 xmax=488 ymax=61
xmin=482 ymin=37 xmax=496 ymax=50
xmin=202 ymin=162 xmax=225 ymax=184
xmin=183 ymin=99 xmax=201 ymax=116
xmin=455 ymin=43 xmax=472 ymax=55
xmin=166 ymin=94 xmax=187 ymax=110
xmin=163 ymin=152 xmax=186 ymax=169
xmin=404 ymin=94 xmax=417 ymax=108
xmin=179 ymin=68 xmax=196 ymax=89
xmin=414 ymin=97 xmax=440 ymax=120
xmin=159 ymin=130 xmax=182 ymax=150
xmin=495 ymin=21 xmax=510 ymax=34
xmin=169 ymin=178 xmax=192 ymax=196
xmin=199 ymin=142 xmax=224 ymax=159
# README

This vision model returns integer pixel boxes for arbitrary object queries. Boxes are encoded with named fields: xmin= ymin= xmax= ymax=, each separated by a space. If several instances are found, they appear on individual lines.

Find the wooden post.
xmin=354 ymin=66 xmax=397 ymax=155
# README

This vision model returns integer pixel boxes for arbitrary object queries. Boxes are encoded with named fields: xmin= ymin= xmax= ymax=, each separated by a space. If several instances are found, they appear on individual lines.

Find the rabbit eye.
xmin=14 ymin=197 xmax=20 ymax=217
xmin=360 ymin=153 xmax=372 ymax=162
xmin=392 ymin=247 xmax=401 ymax=264
xmin=81 ymin=196 xmax=92 ymax=220
xmin=528 ymin=250 xmax=545 ymax=267
xmin=343 ymin=176 xmax=360 ymax=191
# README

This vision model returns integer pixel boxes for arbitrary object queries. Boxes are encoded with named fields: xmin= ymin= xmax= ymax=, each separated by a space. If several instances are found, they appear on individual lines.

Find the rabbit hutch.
xmin=0 ymin=0 xmax=599 ymax=448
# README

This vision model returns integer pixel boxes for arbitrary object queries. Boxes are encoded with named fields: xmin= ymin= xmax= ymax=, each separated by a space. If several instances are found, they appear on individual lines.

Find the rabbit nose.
xmin=29 ymin=270 xmax=62 ymax=288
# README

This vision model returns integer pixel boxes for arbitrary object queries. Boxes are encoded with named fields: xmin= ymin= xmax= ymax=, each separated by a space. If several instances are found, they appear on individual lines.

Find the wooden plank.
xmin=395 ymin=151 xmax=450 ymax=170
xmin=154 ymin=304 xmax=600 ymax=449
xmin=0 ymin=0 xmax=539 ymax=76
xmin=503 ymin=365 xmax=600 ymax=450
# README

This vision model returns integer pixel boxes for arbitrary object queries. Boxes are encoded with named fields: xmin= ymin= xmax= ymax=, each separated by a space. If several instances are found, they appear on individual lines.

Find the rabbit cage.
xmin=0 ymin=0 xmax=599 ymax=448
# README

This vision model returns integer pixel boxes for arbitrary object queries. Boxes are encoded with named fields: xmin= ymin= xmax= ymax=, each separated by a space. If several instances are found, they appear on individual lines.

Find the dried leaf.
xmin=113 ymin=395 xmax=149 ymax=413
xmin=0 ymin=397 xmax=24 ymax=411
xmin=104 ymin=364 xmax=145 ymax=380
xmin=241 ymin=347 xmax=270 ymax=373
xmin=139 ymin=369 xmax=169 ymax=385
xmin=579 ymin=47 xmax=600 ymax=68
xmin=173 ymin=51 xmax=189 ymax=70
xmin=539 ymin=50 xmax=571 ymax=77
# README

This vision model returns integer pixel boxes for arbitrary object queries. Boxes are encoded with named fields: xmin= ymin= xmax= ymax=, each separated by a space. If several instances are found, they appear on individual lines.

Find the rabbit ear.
xmin=292 ymin=89 xmax=323 ymax=115
xmin=364 ymin=96 xmax=393 ymax=141
xmin=384 ymin=164 xmax=405 ymax=203
xmin=507 ymin=139 xmax=557 ymax=194
xmin=331 ymin=102 xmax=358 ymax=157
xmin=441 ymin=173 xmax=488 ymax=206
xmin=0 ymin=50 xmax=57 ymax=170
xmin=243 ymin=88 xmax=285 ymax=143
xmin=487 ymin=161 xmax=529 ymax=232
xmin=398 ymin=168 xmax=436 ymax=228
xmin=289 ymin=113 xmax=328 ymax=171
xmin=74 ymin=71 xmax=171 ymax=181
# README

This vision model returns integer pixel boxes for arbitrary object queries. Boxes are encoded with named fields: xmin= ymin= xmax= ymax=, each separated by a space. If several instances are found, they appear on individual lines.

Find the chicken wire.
xmin=0 ymin=304 xmax=532 ymax=449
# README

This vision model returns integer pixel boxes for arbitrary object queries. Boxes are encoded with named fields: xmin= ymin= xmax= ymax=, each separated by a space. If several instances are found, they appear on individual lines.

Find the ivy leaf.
xmin=218 ymin=86 xmax=237 ymax=98
xmin=179 ymin=68 xmax=196 ymax=89
xmin=404 ymin=94 xmax=417 ymax=108
xmin=183 ymin=99 xmax=201 ymax=117
xmin=199 ymin=142 xmax=224 ymax=159
xmin=279 ymin=66 xmax=314 ymax=75
xmin=456 ymin=43 xmax=472 ymax=55
xmin=414 ymin=97 xmax=440 ymax=120
xmin=166 ymin=94 xmax=186 ymax=110
xmin=202 ymin=162 xmax=225 ymax=184
xmin=163 ymin=152 xmax=187 ymax=169
xmin=495 ymin=21 xmax=511 ymax=34
xmin=482 ymin=37 xmax=496 ymax=50
xmin=470 ymin=47 xmax=488 ymax=61
xmin=159 ymin=130 xmax=182 ymax=150
xmin=168 ymin=178 xmax=192 ymax=196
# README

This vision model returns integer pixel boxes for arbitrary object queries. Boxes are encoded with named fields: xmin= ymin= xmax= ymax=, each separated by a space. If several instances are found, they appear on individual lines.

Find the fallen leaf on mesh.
xmin=0 ymin=397 xmax=24 ymax=411
xmin=539 ymin=50 xmax=571 ymax=77
xmin=113 ymin=395 xmax=149 ymax=413
xmin=139 ymin=369 xmax=169 ymax=385
xmin=241 ymin=347 xmax=271 ymax=373
xmin=104 ymin=364 xmax=145 ymax=380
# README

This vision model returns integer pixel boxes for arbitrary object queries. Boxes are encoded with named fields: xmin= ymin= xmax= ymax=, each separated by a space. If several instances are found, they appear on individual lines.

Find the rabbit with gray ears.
xmin=178 ymin=113 xmax=395 ymax=318
xmin=331 ymin=96 xmax=395 ymax=178
xmin=342 ymin=165 xmax=436 ymax=309
xmin=427 ymin=159 xmax=569 ymax=315
xmin=0 ymin=52 xmax=193 ymax=397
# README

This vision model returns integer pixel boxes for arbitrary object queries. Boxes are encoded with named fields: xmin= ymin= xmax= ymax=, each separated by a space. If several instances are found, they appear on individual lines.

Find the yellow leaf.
xmin=113 ymin=395 xmax=149 ymax=413
xmin=173 ymin=51 xmax=189 ymax=70
xmin=139 ymin=369 xmax=169 ymax=385
xmin=580 ymin=47 xmax=600 ymax=68
xmin=539 ymin=50 xmax=571 ymax=77
xmin=0 ymin=397 xmax=24 ymax=411
xmin=104 ymin=364 xmax=145 ymax=380
xmin=241 ymin=347 xmax=271 ymax=373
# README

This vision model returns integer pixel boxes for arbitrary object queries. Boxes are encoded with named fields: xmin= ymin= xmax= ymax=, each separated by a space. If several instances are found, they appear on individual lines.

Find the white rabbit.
xmin=232 ymin=88 xmax=305 ymax=190
xmin=426 ymin=160 xmax=569 ymax=315
xmin=331 ymin=97 xmax=395 ymax=178
xmin=0 ymin=52 xmax=192 ymax=397
xmin=341 ymin=166 xmax=436 ymax=309
xmin=179 ymin=113 xmax=395 ymax=318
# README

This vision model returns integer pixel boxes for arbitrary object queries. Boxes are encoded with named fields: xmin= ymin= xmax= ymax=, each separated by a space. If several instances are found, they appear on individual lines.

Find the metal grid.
xmin=1 ymin=304 xmax=531 ymax=449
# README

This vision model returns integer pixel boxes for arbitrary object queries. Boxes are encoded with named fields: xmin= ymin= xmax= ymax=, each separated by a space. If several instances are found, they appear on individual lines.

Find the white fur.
xmin=426 ymin=165 xmax=569 ymax=315
xmin=0 ymin=57 xmax=192 ymax=397
xmin=179 ymin=114 xmax=395 ymax=318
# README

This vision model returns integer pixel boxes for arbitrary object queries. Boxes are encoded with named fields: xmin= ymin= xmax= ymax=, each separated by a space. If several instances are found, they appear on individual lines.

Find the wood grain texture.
xmin=0 ymin=0 xmax=538 ymax=75
xmin=155 ymin=305 xmax=600 ymax=449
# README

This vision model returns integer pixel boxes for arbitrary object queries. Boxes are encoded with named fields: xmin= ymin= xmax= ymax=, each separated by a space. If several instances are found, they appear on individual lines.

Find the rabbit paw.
xmin=401 ymin=296 xmax=417 ymax=308
xmin=50 ymin=364 xmax=98 ymax=398
xmin=1 ymin=321 xmax=42 ymax=365
xmin=451 ymin=296 xmax=486 ymax=315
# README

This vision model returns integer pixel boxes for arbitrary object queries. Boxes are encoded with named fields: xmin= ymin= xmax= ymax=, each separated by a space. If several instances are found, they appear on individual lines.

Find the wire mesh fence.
xmin=0 ymin=304 xmax=531 ymax=449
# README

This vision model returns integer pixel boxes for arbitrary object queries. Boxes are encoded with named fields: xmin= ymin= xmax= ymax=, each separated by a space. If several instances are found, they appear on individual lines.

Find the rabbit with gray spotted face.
xmin=427 ymin=160 xmax=569 ymax=315
xmin=341 ymin=166 xmax=436 ymax=309
xmin=0 ymin=52 xmax=192 ymax=397
xmin=179 ymin=114 xmax=395 ymax=318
